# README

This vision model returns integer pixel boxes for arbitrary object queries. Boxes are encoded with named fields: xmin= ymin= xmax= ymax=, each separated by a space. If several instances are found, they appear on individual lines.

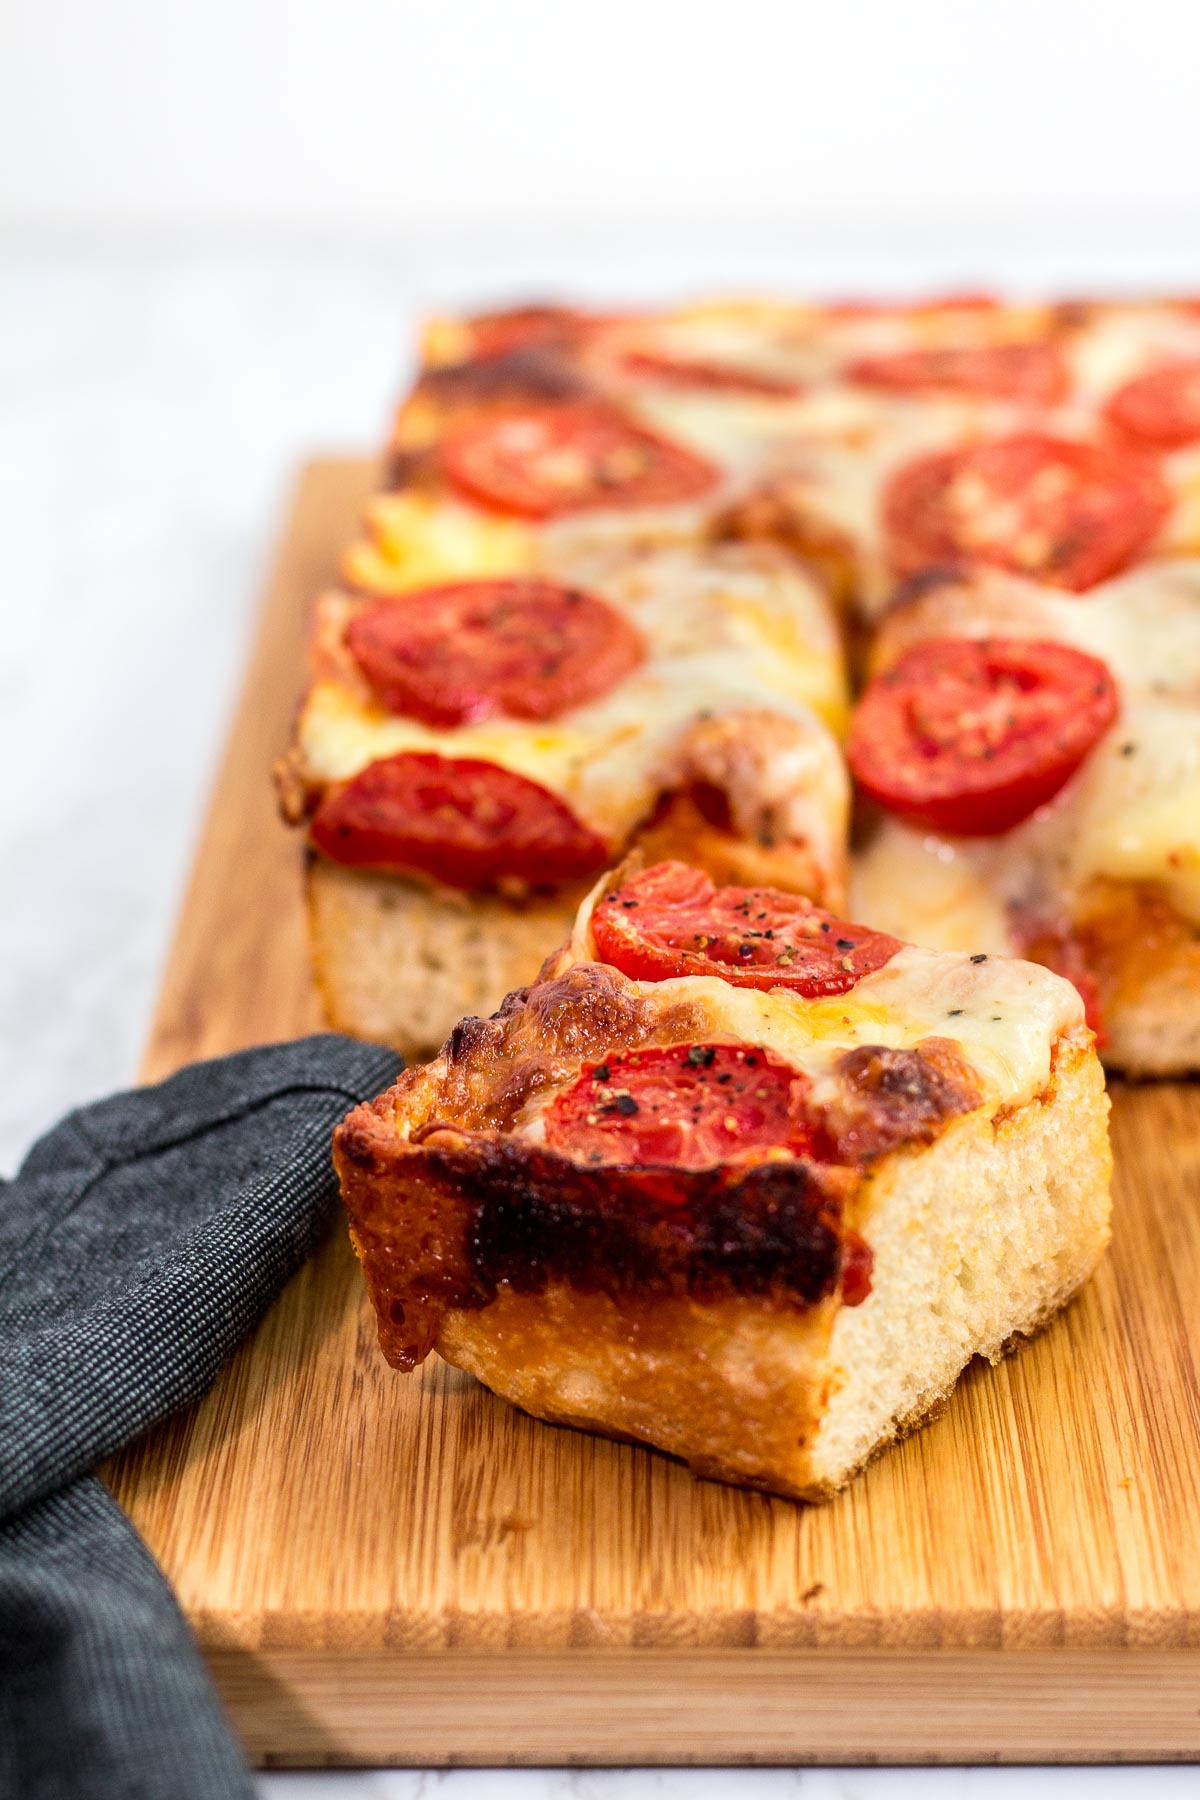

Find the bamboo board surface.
xmin=106 ymin=459 xmax=1200 ymax=1767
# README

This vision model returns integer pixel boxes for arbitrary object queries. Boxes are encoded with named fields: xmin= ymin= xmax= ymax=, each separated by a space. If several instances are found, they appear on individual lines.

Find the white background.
xmin=4 ymin=2 xmax=1200 ymax=1794
xmin=3 ymin=0 xmax=1200 ymax=253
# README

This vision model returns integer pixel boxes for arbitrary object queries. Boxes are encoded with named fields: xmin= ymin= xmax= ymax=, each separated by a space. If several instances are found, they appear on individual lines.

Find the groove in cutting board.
xmin=105 ymin=459 xmax=1200 ymax=1765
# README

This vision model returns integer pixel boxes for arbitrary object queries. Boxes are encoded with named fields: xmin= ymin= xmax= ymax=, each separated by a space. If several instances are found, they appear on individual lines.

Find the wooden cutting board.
xmin=106 ymin=459 xmax=1200 ymax=1768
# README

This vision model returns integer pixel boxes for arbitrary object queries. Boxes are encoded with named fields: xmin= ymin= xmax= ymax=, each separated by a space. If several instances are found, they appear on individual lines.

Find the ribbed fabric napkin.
xmin=0 ymin=1034 xmax=402 ymax=1800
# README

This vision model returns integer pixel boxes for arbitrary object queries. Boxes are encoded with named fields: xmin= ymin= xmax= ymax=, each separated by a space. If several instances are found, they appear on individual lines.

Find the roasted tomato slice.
xmin=591 ymin=862 xmax=902 ymax=997
xmin=441 ymin=403 xmax=719 ymax=518
xmin=827 ymin=291 xmax=1000 ymax=318
xmin=847 ymin=637 xmax=1118 ymax=837
xmin=543 ymin=1042 xmax=816 ymax=1170
xmin=847 ymin=343 xmax=1067 ymax=404
xmin=346 ymin=578 xmax=644 ymax=728
xmin=620 ymin=350 xmax=800 ymax=398
xmin=309 ymin=752 xmax=608 ymax=888
xmin=465 ymin=306 xmax=603 ymax=359
xmin=1105 ymin=359 xmax=1200 ymax=449
xmin=883 ymin=432 xmax=1169 ymax=592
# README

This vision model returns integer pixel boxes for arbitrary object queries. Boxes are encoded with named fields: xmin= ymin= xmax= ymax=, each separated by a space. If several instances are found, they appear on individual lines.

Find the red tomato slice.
xmin=827 ymin=291 xmax=1000 ymax=318
xmin=346 ymin=579 xmax=644 ymax=728
xmin=543 ymin=1042 xmax=816 ymax=1171
xmin=465 ymin=306 xmax=606 ymax=359
xmin=441 ymin=404 xmax=719 ymax=518
xmin=620 ymin=351 xmax=800 ymax=398
xmin=309 ymin=752 xmax=608 ymax=889
xmin=847 ymin=637 xmax=1118 ymax=837
xmin=847 ymin=344 xmax=1067 ymax=404
xmin=1105 ymin=359 xmax=1200 ymax=448
xmin=883 ymin=433 xmax=1169 ymax=592
xmin=591 ymin=862 xmax=902 ymax=998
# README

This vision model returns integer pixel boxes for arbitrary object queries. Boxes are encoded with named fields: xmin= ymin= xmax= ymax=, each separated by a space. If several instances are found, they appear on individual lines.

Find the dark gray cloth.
xmin=0 ymin=1034 xmax=402 ymax=1800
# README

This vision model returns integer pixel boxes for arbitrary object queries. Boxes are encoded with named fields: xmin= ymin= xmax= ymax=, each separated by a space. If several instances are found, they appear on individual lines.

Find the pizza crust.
xmin=434 ymin=1040 xmax=1109 ymax=1499
xmin=306 ymin=855 xmax=581 ymax=1060
xmin=305 ymin=771 xmax=848 ymax=1062
xmin=1075 ymin=881 xmax=1200 ymax=1076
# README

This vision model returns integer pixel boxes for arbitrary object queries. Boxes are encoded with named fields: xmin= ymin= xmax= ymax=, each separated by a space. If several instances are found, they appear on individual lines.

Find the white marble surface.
xmin=6 ymin=245 xmax=1200 ymax=1796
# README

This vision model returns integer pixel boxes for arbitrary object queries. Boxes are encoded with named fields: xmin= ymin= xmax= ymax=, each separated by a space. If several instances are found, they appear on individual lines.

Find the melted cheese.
xmin=608 ymin=314 xmax=826 ymax=394
xmin=344 ymin=492 xmax=536 ymax=593
xmin=375 ymin=300 xmax=1200 ymax=609
xmin=614 ymin=303 xmax=1200 ymax=622
xmin=517 ymin=936 xmax=1081 ymax=1143
xmin=301 ymin=541 xmax=849 ymax=873
xmin=1159 ymin=445 xmax=1200 ymax=557
xmin=1064 ymin=304 xmax=1200 ymax=404
xmin=851 ymin=823 xmax=1013 ymax=958
xmin=1065 ymin=701 xmax=1200 ymax=916
xmin=669 ymin=945 xmax=1081 ymax=1111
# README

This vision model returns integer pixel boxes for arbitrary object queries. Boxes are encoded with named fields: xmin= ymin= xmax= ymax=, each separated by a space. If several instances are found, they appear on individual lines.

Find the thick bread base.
xmin=1072 ymin=878 xmax=1200 ymax=1076
xmin=435 ymin=1045 xmax=1111 ymax=1501
xmin=808 ymin=1043 xmax=1110 ymax=1490
xmin=307 ymin=857 xmax=582 ymax=1061
xmin=852 ymin=842 xmax=1200 ymax=1078
xmin=1100 ymin=970 xmax=1200 ymax=1077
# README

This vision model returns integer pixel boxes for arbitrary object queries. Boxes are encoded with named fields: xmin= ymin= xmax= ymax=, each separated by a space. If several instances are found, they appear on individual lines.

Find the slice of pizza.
xmin=705 ymin=297 xmax=1200 ymax=619
xmin=334 ymin=860 xmax=1111 ymax=1501
xmin=342 ymin=301 xmax=830 ymax=602
xmin=848 ymin=561 xmax=1200 ymax=1074
xmin=348 ymin=294 xmax=1094 ymax=609
xmin=280 ymin=292 xmax=1200 ymax=1073
xmin=363 ymin=293 xmax=1200 ymax=624
xmin=277 ymin=539 xmax=849 ymax=1057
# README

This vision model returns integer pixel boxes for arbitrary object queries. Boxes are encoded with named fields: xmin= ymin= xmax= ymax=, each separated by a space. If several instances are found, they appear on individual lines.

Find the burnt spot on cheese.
xmin=387 ymin=964 xmax=712 ymax=1140
xmin=877 ymin=563 xmax=968 ymax=622
xmin=820 ymin=1038 xmax=983 ymax=1164
xmin=379 ymin=443 xmax=443 ymax=494
xmin=416 ymin=346 xmax=595 ymax=412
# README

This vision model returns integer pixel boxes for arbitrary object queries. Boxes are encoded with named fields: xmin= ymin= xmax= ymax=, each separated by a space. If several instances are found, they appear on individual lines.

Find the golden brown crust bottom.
xmin=440 ymin=1268 xmax=1078 ymax=1504
xmin=437 ymin=1287 xmax=841 ymax=1501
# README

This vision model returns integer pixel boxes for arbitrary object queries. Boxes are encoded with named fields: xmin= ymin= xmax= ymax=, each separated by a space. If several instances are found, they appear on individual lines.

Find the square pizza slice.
xmin=334 ymin=859 xmax=1111 ymax=1501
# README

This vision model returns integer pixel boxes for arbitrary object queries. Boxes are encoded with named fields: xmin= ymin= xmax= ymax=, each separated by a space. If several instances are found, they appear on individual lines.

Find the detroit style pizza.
xmin=334 ymin=862 xmax=1111 ymax=1501
xmin=280 ymin=291 xmax=1200 ymax=1072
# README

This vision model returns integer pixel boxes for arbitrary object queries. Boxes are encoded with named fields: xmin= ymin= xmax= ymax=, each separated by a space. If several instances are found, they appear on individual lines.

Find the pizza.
xmin=279 ymin=291 xmax=1200 ymax=1070
xmin=848 ymin=561 xmax=1200 ymax=1072
xmin=334 ymin=861 xmax=1111 ymax=1501
xmin=278 ymin=329 xmax=852 ymax=1054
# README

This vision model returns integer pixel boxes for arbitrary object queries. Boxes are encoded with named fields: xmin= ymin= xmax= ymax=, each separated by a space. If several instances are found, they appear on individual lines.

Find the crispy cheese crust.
xmin=333 ymin=887 xmax=1111 ymax=1500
